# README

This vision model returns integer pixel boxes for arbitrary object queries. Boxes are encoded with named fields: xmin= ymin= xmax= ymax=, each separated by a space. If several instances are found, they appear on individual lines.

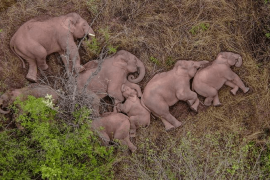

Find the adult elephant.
xmin=141 ymin=60 xmax=209 ymax=131
xmin=192 ymin=52 xmax=249 ymax=107
xmin=77 ymin=50 xmax=145 ymax=106
xmin=10 ymin=12 xmax=95 ymax=82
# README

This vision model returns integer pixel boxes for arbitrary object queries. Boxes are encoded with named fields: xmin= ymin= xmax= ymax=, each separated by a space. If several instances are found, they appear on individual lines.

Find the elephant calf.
xmin=117 ymin=84 xmax=150 ymax=137
xmin=192 ymin=52 xmax=249 ymax=107
xmin=91 ymin=112 xmax=137 ymax=152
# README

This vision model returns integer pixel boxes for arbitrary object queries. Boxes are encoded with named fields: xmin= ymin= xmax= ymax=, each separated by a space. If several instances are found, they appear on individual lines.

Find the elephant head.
xmin=121 ymin=84 xmax=138 ymax=99
xmin=174 ymin=60 xmax=209 ymax=78
xmin=216 ymin=52 xmax=242 ymax=67
xmin=62 ymin=13 xmax=95 ymax=40
xmin=113 ymin=50 xmax=146 ymax=83
xmin=0 ymin=92 xmax=11 ymax=114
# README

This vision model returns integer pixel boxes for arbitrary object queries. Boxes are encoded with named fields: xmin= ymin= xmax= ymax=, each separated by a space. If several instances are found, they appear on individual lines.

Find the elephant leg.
xmin=120 ymin=137 xmax=137 ymax=152
xmin=231 ymin=75 xmax=249 ymax=93
xmin=202 ymin=87 xmax=218 ymax=106
xmin=225 ymin=81 xmax=239 ymax=95
xmin=99 ymin=131 xmax=110 ymax=146
xmin=213 ymin=94 xmax=222 ymax=106
xmin=129 ymin=116 xmax=137 ymax=137
xmin=33 ymin=46 xmax=48 ymax=70
xmin=25 ymin=57 xmax=38 ymax=82
xmin=160 ymin=117 xmax=175 ymax=131
xmin=178 ymin=90 xmax=199 ymax=112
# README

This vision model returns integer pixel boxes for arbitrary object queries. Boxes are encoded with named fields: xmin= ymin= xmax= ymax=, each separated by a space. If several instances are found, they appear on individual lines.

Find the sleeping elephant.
xmin=192 ymin=52 xmax=249 ymax=107
xmin=116 ymin=84 xmax=150 ymax=137
xmin=10 ymin=13 xmax=95 ymax=82
xmin=77 ymin=50 xmax=145 ymax=107
xmin=141 ymin=60 xmax=209 ymax=131
xmin=91 ymin=112 xmax=137 ymax=152
xmin=0 ymin=83 xmax=58 ymax=114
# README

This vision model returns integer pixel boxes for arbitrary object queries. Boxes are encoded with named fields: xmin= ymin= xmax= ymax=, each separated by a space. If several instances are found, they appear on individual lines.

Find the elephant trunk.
xmin=0 ymin=99 xmax=9 ymax=114
xmin=235 ymin=56 xmax=242 ymax=67
xmin=127 ymin=59 xmax=146 ymax=83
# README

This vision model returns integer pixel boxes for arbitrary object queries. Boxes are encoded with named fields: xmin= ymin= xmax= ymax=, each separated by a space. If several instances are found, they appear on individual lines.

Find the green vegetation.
xmin=190 ymin=23 xmax=210 ymax=35
xmin=0 ymin=96 xmax=114 ymax=179
xmin=149 ymin=56 xmax=160 ymax=65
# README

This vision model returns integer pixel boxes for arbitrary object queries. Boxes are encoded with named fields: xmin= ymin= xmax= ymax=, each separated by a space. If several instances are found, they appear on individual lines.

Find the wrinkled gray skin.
xmin=117 ymin=84 xmax=150 ymax=137
xmin=142 ymin=60 xmax=209 ymax=131
xmin=10 ymin=12 xmax=95 ymax=82
xmin=192 ymin=52 xmax=249 ymax=107
xmin=91 ymin=112 xmax=137 ymax=152
xmin=0 ymin=84 xmax=58 ymax=114
xmin=77 ymin=50 xmax=146 ymax=109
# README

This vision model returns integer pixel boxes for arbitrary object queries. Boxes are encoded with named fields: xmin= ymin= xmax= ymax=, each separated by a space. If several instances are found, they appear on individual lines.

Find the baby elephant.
xmin=192 ymin=52 xmax=249 ymax=107
xmin=0 ymin=83 xmax=58 ymax=114
xmin=91 ymin=112 xmax=137 ymax=152
xmin=117 ymin=84 xmax=150 ymax=137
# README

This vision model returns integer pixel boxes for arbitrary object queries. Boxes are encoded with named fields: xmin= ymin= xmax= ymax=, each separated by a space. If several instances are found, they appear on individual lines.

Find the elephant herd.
xmin=1 ymin=13 xmax=250 ymax=152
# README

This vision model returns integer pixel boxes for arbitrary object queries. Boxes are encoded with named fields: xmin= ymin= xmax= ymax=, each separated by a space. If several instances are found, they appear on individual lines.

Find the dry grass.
xmin=0 ymin=0 xmax=270 ymax=179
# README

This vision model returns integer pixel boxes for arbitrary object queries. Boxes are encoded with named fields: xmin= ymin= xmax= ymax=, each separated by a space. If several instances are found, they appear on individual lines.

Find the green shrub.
xmin=0 ymin=96 xmax=115 ymax=179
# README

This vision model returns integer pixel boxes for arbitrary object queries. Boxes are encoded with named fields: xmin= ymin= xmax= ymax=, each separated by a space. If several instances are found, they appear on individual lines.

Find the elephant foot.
xmin=190 ymin=105 xmax=198 ymax=113
xmin=187 ymin=100 xmax=193 ymax=106
xmin=213 ymin=103 xmax=222 ymax=107
xmin=203 ymin=102 xmax=211 ymax=106
xmin=75 ymin=65 xmax=86 ymax=73
xmin=230 ymin=89 xmax=237 ymax=96
xmin=39 ymin=64 xmax=49 ymax=71
xmin=26 ymin=73 xmax=37 ymax=82
xmin=243 ymin=87 xmax=250 ymax=93
xmin=174 ymin=121 xmax=182 ymax=129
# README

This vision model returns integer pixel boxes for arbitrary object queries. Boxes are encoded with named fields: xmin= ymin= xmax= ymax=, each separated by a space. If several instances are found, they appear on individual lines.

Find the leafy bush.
xmin=0 ymin=96 xmax=115 ymax=179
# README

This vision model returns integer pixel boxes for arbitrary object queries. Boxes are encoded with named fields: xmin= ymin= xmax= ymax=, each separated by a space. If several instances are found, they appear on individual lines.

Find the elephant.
xmin=10 ymin=12 xmax=95 ymax=82
xmin=116 ymin=84 xmax=150 ymax=137
xmin=192 ymin=52 xmax=249 ymax=107
xmin=141 ymin=60 xmax=209 ymax=131
xmin=77 ymin=50 xmax=146 ymax=108
xmin=0 ymin=84 xmax=59 ymax=129
xmin=91 ymin=112 xmax=137 ymax=152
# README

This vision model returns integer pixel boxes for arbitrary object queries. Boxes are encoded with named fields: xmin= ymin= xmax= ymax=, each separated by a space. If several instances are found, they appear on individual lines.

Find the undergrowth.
xmin=0 ymin=96 xmax=115 ymax=179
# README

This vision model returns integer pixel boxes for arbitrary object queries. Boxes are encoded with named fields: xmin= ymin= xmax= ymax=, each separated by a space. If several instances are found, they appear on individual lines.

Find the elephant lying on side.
xmin=10 ymin=13 xmax=95 ymax=82
xmin=117 ymin=84 xmax=150 ymax=137
xmin=192 ymin=52 xmax=249 ymax=107
xmin=91 ymin=112 xmax=137 ymax=152
xmin=77 ymin=50 xmax=145 ymax=108
xmin=142 ymin=60 xmax=209 ymax=131
xmin=0 ymin=83 xmax=58 ymax=114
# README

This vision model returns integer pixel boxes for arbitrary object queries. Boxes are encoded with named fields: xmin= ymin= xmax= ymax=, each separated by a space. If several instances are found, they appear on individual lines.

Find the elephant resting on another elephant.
xmin=91 ymin=112 xmax=137 ymax=152
xmin=117 ymin=84 xmax=150 ymax=137
xmin=77 ymin=50 xmax=146 ymax=109
xmin=141 ymin=60 xmax=209 ymax=131
xmin=10 ymin=13 xmax=95 ymax=82
xmin=192 ymin=52 xmax=249 ymax=107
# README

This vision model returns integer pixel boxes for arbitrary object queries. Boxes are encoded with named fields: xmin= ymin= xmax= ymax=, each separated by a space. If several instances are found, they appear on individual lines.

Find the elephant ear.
xmin=174 ymin=60 xmax=188 ymax=76
xmin=112 ymin=57 xmax=128 ymax=70
xmin=62 ymin=16 xmax=77 ymax=33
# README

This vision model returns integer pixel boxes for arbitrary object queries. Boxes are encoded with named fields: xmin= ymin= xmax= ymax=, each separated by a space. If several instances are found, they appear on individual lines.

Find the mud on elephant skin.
xmin=77 ymin=50 xmax=146 ymax=108
xmin=10 ymin=12 xmax=95 ymax=82
xmin=141 ymin=60 xmax=209 ymax=131
xmin=91 ymin=112 xmax=137 ymax=152
xmin=117 ymin=84 xmax=150 ymax=137
xmin=192 ymin=52 xmax=250 ymax=107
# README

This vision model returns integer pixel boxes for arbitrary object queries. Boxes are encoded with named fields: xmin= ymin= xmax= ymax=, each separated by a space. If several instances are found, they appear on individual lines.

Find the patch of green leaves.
xmin=1 ymin=96 xmax=115 ymax=179
xmin=149 ymin=56 xmax=160 ymax=65
xmin=190 ymin=23 xmax=210 ymax=35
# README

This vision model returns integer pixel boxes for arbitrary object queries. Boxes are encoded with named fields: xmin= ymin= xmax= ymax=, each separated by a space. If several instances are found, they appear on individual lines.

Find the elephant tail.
xmin=10 ymin=36 xmax=26 ymax=69
xmin=140 ymin=97 xmax=151 ymax=113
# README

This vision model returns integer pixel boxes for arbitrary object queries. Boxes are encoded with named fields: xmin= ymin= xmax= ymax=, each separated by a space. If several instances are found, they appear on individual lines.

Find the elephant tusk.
xmin=89 ymin=33 xmax=95 ymax=37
